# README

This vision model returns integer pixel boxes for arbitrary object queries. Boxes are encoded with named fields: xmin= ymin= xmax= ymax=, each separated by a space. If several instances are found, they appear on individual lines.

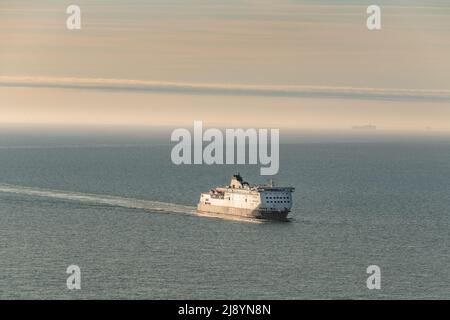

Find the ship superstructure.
xmin=197 ymin=174 xmax=295 ymax=220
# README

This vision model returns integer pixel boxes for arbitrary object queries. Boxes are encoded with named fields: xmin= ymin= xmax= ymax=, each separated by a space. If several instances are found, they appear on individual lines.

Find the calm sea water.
xmin=0 ymin=133 xmax=449 ymax=299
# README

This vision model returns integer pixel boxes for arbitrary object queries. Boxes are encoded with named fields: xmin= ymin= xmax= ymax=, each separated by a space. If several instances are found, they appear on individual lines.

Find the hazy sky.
xmin=1 ymin=0 xmax=450 ymax=130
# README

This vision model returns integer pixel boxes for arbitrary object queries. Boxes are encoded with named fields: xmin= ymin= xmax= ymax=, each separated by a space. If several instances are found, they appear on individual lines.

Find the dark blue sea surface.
xmin=0 ymin=133 xmax=449 ymax=299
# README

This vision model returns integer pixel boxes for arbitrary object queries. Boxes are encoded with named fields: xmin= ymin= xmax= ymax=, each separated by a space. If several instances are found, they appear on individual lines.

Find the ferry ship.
xmin=197 ymin=174 xmax=295 ymax=220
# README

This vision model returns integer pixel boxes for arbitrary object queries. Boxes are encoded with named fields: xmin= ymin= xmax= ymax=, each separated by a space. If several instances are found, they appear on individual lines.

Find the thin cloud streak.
xmin=1 ymin=76 xmax=450 ymax=102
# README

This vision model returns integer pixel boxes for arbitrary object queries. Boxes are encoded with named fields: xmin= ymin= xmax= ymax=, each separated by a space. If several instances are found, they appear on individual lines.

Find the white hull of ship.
xmin=197 ymin=203 xmax=289 ymax=221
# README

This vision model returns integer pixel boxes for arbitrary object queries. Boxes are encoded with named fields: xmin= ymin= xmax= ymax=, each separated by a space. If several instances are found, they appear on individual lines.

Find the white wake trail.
xmin=0 ymin=183 xmax=262 ymax=223
xmin=0 ymin=183 xmax=196 ymax=215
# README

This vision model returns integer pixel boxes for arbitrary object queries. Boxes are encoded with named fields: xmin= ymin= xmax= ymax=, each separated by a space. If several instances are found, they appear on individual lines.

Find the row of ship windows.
xmin=267 ymin=200 xmax=290 ymax=204
xmin=265 ymin=196 xmax=289 ymax=200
